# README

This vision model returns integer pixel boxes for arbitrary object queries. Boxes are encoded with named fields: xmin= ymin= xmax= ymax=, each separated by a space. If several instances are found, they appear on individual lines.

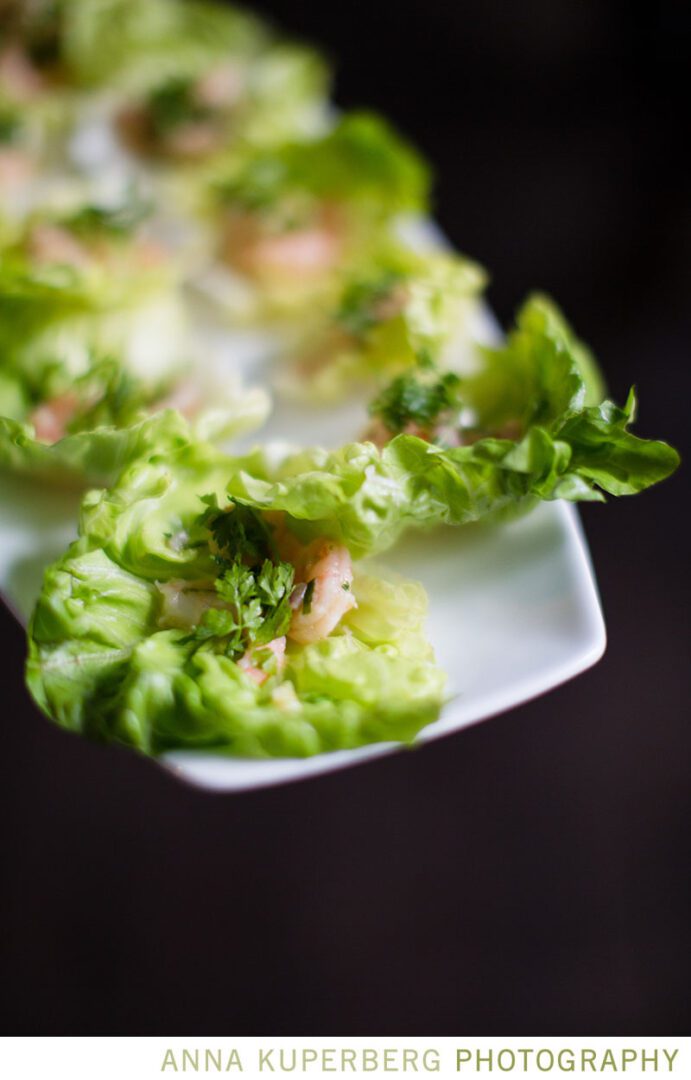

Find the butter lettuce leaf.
xmin=281 ymin=245 xmax=486 ymax=401
xmin=61 ymin=0 xmax=268 ymax=91
xmin=26 ymin=437 xmax=445 ymax=756
xmin=226 ymin=295 xmax=679 ymax=555
xmin=0 ymin=408 xmax=196 ymax=487
xmin=0 ymin=370 xmax=269 ymax=486
xmin=215 ymin=110 xmax=430 ymax=218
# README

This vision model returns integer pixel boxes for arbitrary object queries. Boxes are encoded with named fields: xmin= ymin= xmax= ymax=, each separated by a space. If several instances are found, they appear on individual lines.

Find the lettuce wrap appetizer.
xmin=277 ymin=244 xmax=486 ymax=401
xmin=222 ymin=295 xmax=679 ymax=555
xmin=0 ymin=357 xmax=270 ymax=485
xmin=26 ymin=432 xmax=445 ymax=756
xmin=1 ymin=0 xmax=318 ymax=176
xmin=115 ymin=45 xmax=328 ymax=166
xmin=196 ymin=112 xmax=431 ymax=320
xmin=0 ymin=192 xmax=188 ymax=388
xmin=0 ymin=0 xmax=264 ymax=96
xmin=0 ymin=196 xmax=269 ymax=482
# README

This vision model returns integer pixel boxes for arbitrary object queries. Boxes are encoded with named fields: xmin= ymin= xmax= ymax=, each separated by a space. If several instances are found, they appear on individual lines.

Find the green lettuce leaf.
xmin=0 ymin=408 xmax=197 ymax=487
xmin=461 ymin=292 xmax=605 ymax=429
xmin=61 ymin=0 xmax=268 ymax=91
xmin=238 ymin=44 xmax=330 ymax=146
xmin=0 ymin=364 xmax=270 ymax=486
xmin=0 ymin=207 xmax=261 ymax=484
xmin=282 ymin=245 xmax=486 ymax=400
xmin=215 ymin=110 xmax=430 ymax=218
xmin=26 ymin=437 xmax=445 ymax=756
xmin=225 ymin=295 xmax=679 ymax=555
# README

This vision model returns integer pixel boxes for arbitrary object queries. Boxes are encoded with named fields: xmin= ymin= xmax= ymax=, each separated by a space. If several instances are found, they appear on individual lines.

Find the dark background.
xmin=1 ymin=0 xmax=689 ymax=1035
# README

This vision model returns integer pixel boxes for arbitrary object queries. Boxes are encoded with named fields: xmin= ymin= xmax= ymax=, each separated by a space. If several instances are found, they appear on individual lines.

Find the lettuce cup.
xmin=0 ymin=194 xmax=186 ymax=360
xmin=225 ymin=296 xmax=679 ymax=549
xmin=26 ymin=433 xmax=446 ymax=756
xmin=115 ymin=45 xmax=328 ymax=167
xmin=0 ymin=367 xmax=270 ymax=486
xmin=277 ymin=244 xmax=486 ymax=402
xmin=0 ymin=196 xmax=269 ymax=483
xmin=1 ymin=0 xmax=266 ymax=98
xmin=196 ymin=112 xmax=431 ymax=320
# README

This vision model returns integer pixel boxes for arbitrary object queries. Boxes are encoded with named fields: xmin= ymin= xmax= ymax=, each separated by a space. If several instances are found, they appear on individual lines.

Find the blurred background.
xmin=1 ymin=0 xmax=689 ymax=1034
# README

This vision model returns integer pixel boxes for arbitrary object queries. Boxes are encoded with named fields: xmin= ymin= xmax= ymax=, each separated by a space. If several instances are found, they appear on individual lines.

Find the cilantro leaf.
xmin=61 ymin=196 xmax=151 ymax=240
xmin=369 ymin=370 xmax=462 ymax=435
xmin=192 ymin=555 xmax=294 ymax=660
xmin=147 ymin=77 xmax=213 ymax=137
xmin=198 ymin=494 xmax=278 ymax=564
xmin=336 ymin=269 xmax=406 ymax=339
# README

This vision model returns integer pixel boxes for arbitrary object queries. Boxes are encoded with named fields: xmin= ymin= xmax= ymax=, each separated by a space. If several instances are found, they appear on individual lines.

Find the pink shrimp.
xmin=29 ymin=392 xmax=81 ymax=444
xmin=163 ymin=122 xmax=225 ymax=161
xmin=27 ymin=223 xmax=92 ymax=272
xmin=222 ymin=205 xmax=344 ymax=283
xmin=0 ymin=146 xmax=33 ymax=190
xmin=195 ymin=64 xmax=244 ymax=108
xmin=0 ymin=44 xmax=46 ymax=101
xmin=153 ymin=379 xmax=203 ymax=420
xmin=288 ymin=541 xmax=356 ymax=645
xmin=238 ymin=637 xmax=287 ymax=686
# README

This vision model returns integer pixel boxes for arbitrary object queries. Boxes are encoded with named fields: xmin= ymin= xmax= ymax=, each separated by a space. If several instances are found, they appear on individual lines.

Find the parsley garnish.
xmin=336 ymin=269 xmax=405 ymax=339
xmin=24 ymin=2 xmax=61 ymax=69
xmin=147 ymin=77 xmax=214 ymax=137
xmin=198 ymin=494 xmax=278 ymax=565
xmin=62 ymin=196 xmax=151 ymax=240
xmin=369 ymin=370 xmax=462 ymax=435
xmin=64 ymin=357 xmax=158 ymax=435
xmin=189 ymin=497 xmax=294 ymax=661
xmin=193 ymin=556 xmax=294 ymax=659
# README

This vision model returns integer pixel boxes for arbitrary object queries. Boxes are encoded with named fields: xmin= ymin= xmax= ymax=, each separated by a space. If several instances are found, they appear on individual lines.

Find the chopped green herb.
xmin=65 ymin=357 xmax=158 ymax=434
xmin=369 ymin=370 xmax=463 ymax=435
xmin=198 ymin=494 xmax=278 ymax=564
xmin=61 ymin=196 xmax=151 ymax=240
xmin=23 ymin=1 xmax=61 ymax=69
xmin=302 ymin=578 xmax=315 ymax=614
xmin=336 ymin=269 xmax=406 ymax=339
xmin=192 ymin=555 xmax=294 ymax=659
xmin=147 ymin=77 xmax=213 ymax=137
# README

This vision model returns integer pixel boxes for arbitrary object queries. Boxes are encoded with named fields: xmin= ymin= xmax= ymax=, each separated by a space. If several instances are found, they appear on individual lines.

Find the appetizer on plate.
xmin=1 ymin=0 xmax=326 ymax=179
xmin=0 ymin=195 xmax=269 ymax=482
xmin=364 ymin=293 xmax=605 ymax=448
xmin=23 ymin=293 xmax=678 ymax=761
xmin=26 ymin=434 xmax=445 ymax=756
xmin=196 ymin=112 xmax=431 ymax=320
xmin=277 ymin=243 xmax=486 ymax=401
xmin=0 ymin=0 xmax=680 ymax=772
xmin=115 ymin=45 xmax=328 ymax=166
xmin=0 ymin=0 xmax=264 ymax=97
xmin=227 ymin=296 xmax=678 ymax=551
